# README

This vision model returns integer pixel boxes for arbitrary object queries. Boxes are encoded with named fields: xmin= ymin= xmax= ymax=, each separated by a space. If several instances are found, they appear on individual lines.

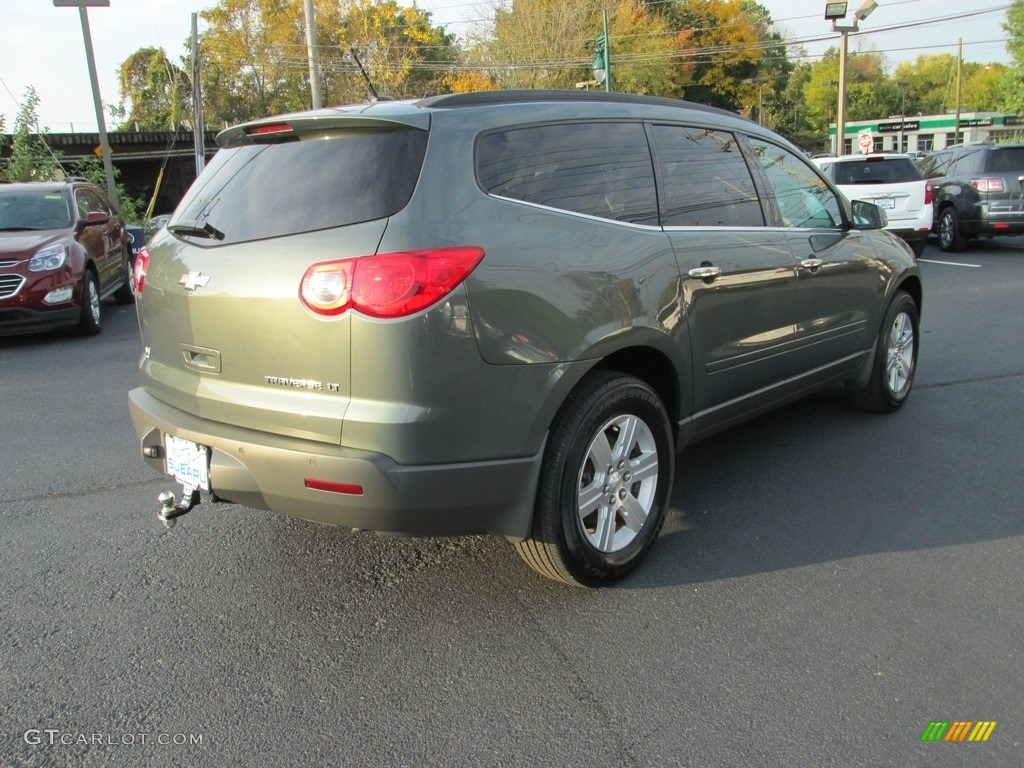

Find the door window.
xmin=747 ymin=139 xmax=843 ymax=229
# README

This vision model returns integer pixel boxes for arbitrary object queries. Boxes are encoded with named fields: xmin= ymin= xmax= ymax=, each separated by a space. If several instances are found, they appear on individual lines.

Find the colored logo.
xmin=921 ymin=721 xmax=997 ymax=742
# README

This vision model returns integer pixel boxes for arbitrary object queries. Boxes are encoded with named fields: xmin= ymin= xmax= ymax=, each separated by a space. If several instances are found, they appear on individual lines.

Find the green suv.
xmin=129 ymin=91 xmax=922 ymax=586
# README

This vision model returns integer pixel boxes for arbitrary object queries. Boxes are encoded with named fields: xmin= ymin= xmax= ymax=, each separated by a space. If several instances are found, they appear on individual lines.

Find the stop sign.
xmin=858 ymin=132 xmax=874 ymax=154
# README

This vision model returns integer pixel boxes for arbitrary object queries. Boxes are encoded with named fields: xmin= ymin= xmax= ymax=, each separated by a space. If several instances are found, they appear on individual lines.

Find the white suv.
xmin=814 ymin=154 xmax=932 ymax=256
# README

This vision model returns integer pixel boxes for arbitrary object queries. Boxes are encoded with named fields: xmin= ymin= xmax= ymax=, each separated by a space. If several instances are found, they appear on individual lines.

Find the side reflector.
xmin=305 ymin=479 xmax=364 ymax=496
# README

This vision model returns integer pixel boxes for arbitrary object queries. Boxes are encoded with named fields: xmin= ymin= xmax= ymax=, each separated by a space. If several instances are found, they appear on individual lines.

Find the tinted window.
xmin=951 ymin=148 xmax=984 ymax=176
xmin=828 ymin=157 xmax=923 ymax=184
xmin=477 ymin=122 xmax=658 ymax=225
xmin=172 ymin=128 xmax=427 ymax=245
xmin=653 ymin=125 xmax=764 ymax=227
xmin=984 ymin=147 xmax=1024 ymax=173
xmin=748 ymin=139 xmax=843 ymax=229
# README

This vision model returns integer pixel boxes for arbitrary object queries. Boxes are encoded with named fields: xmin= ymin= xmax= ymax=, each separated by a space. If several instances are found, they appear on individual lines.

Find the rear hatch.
xmin=137 ymin=106 xmax=429 ymax=444
xmin=980 ymin=145 xmax=1024 ymax=216
xmin=827 ymin=156 xmax=927 ymax=223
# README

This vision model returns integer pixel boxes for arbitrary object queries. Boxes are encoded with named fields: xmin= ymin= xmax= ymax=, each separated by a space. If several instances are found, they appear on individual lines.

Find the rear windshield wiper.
xmin=167 ymin=222 xmax=225 ymax=241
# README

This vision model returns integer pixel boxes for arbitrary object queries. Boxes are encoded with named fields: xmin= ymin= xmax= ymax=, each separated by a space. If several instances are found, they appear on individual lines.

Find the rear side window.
xmin=828 ymin=158 xmax=922 ymax=185
xmin=172 ymin=128 xmax=427 ymax=245
xmin=984 ymin=147 xmax=1024 ymax=173
xmin=652 ymin=125 xmax=764 ymax=227
xmin=476 ymin=122 xmax=658 ymax=225
xmin=748 ymin=139 xmax=843 ymax=229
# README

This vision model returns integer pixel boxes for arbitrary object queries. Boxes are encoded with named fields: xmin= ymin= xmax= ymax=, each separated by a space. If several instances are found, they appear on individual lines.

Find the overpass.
xmin=1 ymin=129 xmax=219 ymax=219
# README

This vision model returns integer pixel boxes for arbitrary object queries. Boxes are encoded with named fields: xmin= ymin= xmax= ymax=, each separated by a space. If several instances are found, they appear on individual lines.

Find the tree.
xmin=1004 ymin=0 xmax=1024 ymax=113
xmin=117 ymin=47 xmax=192 ymax=131
xmin=1 ymin=87 xmax=63 ymax=183
xmin=338 ymin=0 xmax=459 ymax=101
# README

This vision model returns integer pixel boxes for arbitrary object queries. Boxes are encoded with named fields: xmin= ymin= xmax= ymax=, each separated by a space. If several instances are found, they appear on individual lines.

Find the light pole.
xmin=592 ymin=9 xmax=611 ymax=93
xmin=53 ymin=0 xmax=119 ymax=212
xmin=825 ymin=1 xmax=879 ymax=156
xmin=897 ymin=80 xmax=909 ymax=152
xmin=744 ymin=78 xmax=767 ymax=125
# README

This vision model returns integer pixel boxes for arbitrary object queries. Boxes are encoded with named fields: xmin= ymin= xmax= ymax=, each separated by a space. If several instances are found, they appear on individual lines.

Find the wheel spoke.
xmin=612 ymin=415 xmax=640 ymax=463
xmin=588 ymin=430 xmax=613 ymax=471
xmin=629 ymin=449 xmax=659 ymax=483
xmin=595 ymin=506 xmax=617 ymax=551
xmin=577 ymin=479 xmax=604 ymax=515
xmin=619 ymin=493 xmax=649 ymax=534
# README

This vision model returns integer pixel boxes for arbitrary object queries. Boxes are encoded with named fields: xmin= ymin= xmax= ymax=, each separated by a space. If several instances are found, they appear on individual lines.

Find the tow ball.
xmin=158 ymin=489 xmax=201 ymax=529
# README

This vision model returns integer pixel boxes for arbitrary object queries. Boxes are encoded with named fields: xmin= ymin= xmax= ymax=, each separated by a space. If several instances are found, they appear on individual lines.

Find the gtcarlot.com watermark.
xmin=24 ymin=729 xmax=203 ymax=747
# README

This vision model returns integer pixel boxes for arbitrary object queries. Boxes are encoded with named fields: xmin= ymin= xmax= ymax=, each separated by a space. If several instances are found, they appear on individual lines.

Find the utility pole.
xmin=954 ymin=38 xmax=963 ymax=144
xmin=304 ymin=0 xmax=322 ymax=109
xmin=192 ymin=13 xmax=206 ymax=175
xmin=53 ymin=0 xmax=119 ymax=212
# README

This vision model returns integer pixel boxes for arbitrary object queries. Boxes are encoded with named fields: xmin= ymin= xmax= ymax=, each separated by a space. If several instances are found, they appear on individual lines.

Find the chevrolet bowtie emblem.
xmin=180 ymin=272 xmax=211 ymax=291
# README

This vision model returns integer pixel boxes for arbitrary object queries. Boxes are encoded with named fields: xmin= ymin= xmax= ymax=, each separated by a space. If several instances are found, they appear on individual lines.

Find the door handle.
xmin=800 ymin=258 xmax=823 ymax=271
xmin=688 ymin=265 xmax=722 ymax=280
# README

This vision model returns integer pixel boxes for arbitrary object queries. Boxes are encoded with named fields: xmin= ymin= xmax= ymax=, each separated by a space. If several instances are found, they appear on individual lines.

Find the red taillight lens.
xmin=924 ymin=182 xmax=933 ymax=206
xmin=970 ymin=178 xmax=1005 ymax=193
xmin=300 ymin=247 xmax=485 ymax=319
xmin=133 ymin=247 xmax=150 ymax=295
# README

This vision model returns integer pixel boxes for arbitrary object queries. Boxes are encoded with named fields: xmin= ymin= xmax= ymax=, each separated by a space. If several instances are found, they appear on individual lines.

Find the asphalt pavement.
xmin=1 ymin=239 xmax=1021 ymax=767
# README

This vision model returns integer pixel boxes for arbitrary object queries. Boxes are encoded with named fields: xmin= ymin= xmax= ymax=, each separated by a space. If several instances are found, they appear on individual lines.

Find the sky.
xmin=0 ymin=0 xmax=1013 ymax=133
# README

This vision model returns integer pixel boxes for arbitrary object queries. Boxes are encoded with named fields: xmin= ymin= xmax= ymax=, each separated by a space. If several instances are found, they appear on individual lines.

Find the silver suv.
xmin=129 ymin=91 xmax=922 ymax=587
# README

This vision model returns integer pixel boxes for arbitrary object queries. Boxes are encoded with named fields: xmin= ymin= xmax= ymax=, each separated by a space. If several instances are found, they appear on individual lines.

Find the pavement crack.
xmin=918 ymin=370 xmax=1023 ymax=390
xmin=0 ymin=477 xmax=165 ymax=506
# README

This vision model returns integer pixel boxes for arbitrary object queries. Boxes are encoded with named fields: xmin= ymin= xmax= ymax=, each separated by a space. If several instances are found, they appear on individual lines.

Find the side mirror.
xmin=76 ymin=210 xmax=110 ymax=232
xmin=851 ymin=199 xmax=887 ymax=230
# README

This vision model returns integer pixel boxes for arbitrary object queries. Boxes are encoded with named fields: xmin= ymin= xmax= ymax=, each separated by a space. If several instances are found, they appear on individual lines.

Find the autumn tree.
xmin=336 ymin=0 xmax=459 ymax=101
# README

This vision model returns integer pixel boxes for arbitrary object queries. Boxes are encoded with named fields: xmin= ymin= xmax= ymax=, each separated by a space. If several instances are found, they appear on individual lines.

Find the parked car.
xmin=129 ymin=91 xmax=922 ymax=587
xmin=125 ymin=223 xmax=146 ymax=264
xmin=918 ymin=142 xmax=1024 ymax=252
xmin=145 ymin=213 xmax=171 ymax=242
xmin=814 ymin=153 xmax=932 ymax=256
xmin=0 ymin=178 xmax=133 ymax=336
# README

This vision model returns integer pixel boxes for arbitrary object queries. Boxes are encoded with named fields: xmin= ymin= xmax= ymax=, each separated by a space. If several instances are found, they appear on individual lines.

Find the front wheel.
xmin=77 ymin=270 xmax=102 ymax=335
xmin=850 ymin=290 xmax=919 ymax=413
xmin=514 ymin=372 xmax=674 ymax=587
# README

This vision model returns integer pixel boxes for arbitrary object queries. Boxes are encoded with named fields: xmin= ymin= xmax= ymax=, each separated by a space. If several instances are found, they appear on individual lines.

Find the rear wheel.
xmin=514 ymin=372 xmax=674 ymax=587
xmin=850 ymin=290 xmax=918 ymax=413
xmin=77 ymin=270 xmax=102 ymax=335
xmin=938 ymin=207 xmax=966 ymax=252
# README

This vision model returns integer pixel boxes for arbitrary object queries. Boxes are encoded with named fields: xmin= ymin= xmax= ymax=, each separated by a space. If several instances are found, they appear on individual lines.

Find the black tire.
xmin=77 ymin=270 xmax=102 ymax=335
xmin=113 ymin=256 xmax=135 ymax=305
xmin=514 ymin=372 xmax=674 ymax=587
xmin=938 ymin=206 xmax=966 ymax=252
xmin=850 ymin=290 xmax=918 ymax=413
xmin=909 ymin=239 xmax=926 ymax=258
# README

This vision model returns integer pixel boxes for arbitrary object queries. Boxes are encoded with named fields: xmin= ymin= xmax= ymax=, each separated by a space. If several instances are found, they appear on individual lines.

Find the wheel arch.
xmin=896 ymin=274 xmax=923 ymax=319
xmin=588 ymin=344 xmax=684 ymax=440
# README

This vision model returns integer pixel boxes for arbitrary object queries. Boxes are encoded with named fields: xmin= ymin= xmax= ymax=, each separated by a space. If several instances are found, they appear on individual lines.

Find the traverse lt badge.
xmin=180 ymin=272 xmax=211 ymax=291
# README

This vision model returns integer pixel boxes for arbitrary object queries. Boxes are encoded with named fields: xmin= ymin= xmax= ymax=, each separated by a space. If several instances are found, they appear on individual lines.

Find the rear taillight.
xmin=133 ymin=247 xmax=150 ymax=295
xmin=300 ymin=247 xmax=485 ymax=319
xmin=970 ymin=178 xmax=1005 ymax=193
xmin=924 ymin=183 xmax=933 ymax=206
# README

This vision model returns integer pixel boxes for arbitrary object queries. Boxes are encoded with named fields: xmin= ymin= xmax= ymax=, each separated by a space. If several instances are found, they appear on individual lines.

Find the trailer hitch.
xmin=158 ymin=489 xmax=201 ymax=529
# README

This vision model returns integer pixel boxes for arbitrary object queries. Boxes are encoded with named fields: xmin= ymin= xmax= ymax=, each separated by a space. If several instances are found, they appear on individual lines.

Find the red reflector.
xmin=247 ymin=122 xmax=292 ymax=136
xmin=994 ymin=223 xmax=1011 ymax=230
xmin=924 ymin=183 xmax=933 ymax=205
xmin=305 ymin=479 xmax=364 ymax=495
xmin=133 ymin=247 xmax=150 ymax=294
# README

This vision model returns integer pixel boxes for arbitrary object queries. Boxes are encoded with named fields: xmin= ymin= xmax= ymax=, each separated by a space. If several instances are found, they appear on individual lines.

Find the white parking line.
xmin=918 ymin=258 xmax=982 ymax=268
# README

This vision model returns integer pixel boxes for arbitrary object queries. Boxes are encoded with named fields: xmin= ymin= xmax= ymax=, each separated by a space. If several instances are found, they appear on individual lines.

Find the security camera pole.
xmin=53 ymin=0 xmax=119 ymax=213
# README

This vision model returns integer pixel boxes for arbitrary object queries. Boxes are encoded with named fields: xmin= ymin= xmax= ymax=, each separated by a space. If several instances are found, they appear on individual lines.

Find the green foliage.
xmin=1003 ymin=0 xmax=1024 ymax=113
xmin=118 ymin=47 xmax=192 ymax=130
xmin=68 ymin=157 xmax=146 ymax=223
xmin=1 ymin=87 xmax=63 ymax=182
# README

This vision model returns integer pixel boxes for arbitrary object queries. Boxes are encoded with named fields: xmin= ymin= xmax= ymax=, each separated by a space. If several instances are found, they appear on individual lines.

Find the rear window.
xmin=984 ymin=147 xmax=1024 ymax=173
xmin=827 ymin=158 xmax=922 ymax=185
xmin=171 ymin=128 xmax=427 ymax=245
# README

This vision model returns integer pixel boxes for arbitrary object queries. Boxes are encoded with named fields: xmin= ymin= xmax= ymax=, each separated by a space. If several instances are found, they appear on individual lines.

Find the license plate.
xmin=165 ymin=434 xmax=210 ymax=492
xmin=874 ymin=198 xmax=895 ymax=209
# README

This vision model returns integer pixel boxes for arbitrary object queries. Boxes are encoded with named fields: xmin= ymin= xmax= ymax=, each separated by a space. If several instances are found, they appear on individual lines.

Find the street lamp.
xmin=744 ymin=78 xmax=767 ymax=125
xmin=52 ymin=0 xmax=119 ymax=212
xmin=592 ymin=9 xmax=611 ymax=92
xmin=825 ymin=0 xmax=879 ymax=156
xmin=897 ymin=81 xmax=909 ymax=152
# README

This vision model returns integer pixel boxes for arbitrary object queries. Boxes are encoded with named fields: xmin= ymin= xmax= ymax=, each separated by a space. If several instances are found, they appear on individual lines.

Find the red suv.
xmin=0 ymin=178 xmax=133 ymax=336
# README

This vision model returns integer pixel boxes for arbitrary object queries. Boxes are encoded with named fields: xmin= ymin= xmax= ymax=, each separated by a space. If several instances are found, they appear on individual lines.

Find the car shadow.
xmin=620 ymin=382 xmax=1023 ymax=590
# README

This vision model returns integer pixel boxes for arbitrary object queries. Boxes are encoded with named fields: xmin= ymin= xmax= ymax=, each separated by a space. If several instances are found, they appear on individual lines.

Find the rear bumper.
xmin=128 ymin=387 xmax=541 ymax=540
